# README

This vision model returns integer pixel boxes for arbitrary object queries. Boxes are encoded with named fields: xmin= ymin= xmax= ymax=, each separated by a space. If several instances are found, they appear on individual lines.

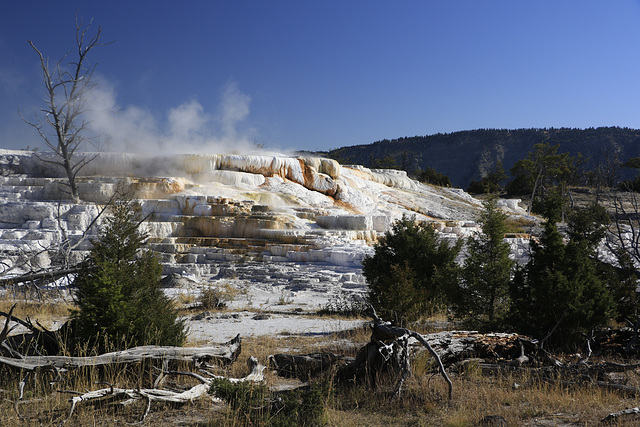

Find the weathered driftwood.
xmin=0 ymin=265 xmax=85 ymax=288
xmin=602 ymin=406 xmax=640 ymax=423
xmin=0 ymin=334 xmax=242 ymax=371
xmin=61 ymin=356 xmax=265 ymax=423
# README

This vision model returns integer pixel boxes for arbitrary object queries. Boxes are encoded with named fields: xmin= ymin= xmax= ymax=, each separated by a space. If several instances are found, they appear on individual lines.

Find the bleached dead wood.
xmin=0 ymin=334 xmax=242 ymax=371
xmin=602 ymin=406 xmax=640 ymax=423
xmin=0 ymin=265 xmax=86 ymax=288
xmin=268 ymin=311 xmax=454 ymax=400
xmin=365 ymin=319 xmax=453 ymax=400
xmin=61 ymin=356 xmax=265 ymax=423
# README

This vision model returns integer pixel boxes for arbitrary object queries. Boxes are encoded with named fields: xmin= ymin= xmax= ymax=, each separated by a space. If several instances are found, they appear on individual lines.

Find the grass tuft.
xmin=0 ymin=292 xmax=637 ymax=426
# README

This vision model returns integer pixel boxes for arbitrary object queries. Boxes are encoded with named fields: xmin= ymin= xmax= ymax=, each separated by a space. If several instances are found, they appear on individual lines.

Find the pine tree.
xmin=568 ymin=204 xmax=639 ymax=323
xmin=364 ymin=217 xmax=461 ymax=324
xmin=508 ymin=215 xmax=613 ymax=349
xmin=449 ymin=198 xmax=514 ymax=328
xmin=598 ymin=250 xmax=638 ymax=323
xmin=70 ymin=199 xmax=186 ymax=350
xmin=506 ymin=142 xmax=578 ymax=215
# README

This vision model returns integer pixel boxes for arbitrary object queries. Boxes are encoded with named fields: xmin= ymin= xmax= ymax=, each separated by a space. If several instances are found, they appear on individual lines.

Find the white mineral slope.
xmin=0 ymin=149 xmax=535 ymax=339
xmin=0 ymin=149 xmax=492 ymax=220
xmin=0 ymin=150 xmax=531 ymax=271
xmin=2 ymin=153 xmax=528 ymax=262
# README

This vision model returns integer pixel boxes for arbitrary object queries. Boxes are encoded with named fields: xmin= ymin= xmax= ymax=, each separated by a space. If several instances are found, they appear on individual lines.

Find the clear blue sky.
xmin=2 ymin=1 xmax=640 ymax=153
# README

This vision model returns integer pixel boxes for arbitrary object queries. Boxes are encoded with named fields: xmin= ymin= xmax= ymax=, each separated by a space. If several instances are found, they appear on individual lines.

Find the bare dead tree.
xmin=20 ymin=15 xmax=112 ymax=202
xmin=606 ymin=189 xmax=640 ymax=269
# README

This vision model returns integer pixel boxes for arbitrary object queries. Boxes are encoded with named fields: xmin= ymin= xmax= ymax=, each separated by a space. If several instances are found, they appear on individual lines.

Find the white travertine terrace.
xmin=0 ymin=149 xmax=531 ymax=294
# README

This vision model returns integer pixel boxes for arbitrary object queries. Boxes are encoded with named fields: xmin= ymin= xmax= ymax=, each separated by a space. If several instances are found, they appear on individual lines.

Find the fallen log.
xmin=268 ymin=352 xmax=353 ymax=379
xmin=416 ymin=331 xmax=539 ymax=364
xmin=268 ymin=331 xmax=549 ymax=383
xmin=0 ymin=334 xmax=242 ymax=371
xmin=267 ymin=326 xmax=565 ymax=401
xmin=0 ymin=265 xmax=86 ymax=287
xmin=602 ymin=406 xmax=640 ymax=423
xmin=61 ymin=356 xmax=265 ymax=423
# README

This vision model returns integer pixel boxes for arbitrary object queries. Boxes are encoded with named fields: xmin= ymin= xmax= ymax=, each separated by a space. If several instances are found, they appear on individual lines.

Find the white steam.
xmin=168 ymin=101 xmax=208 ymax=142
xmin=84 ymin=79 xmax=259 ymax=154
xmin=219 ymin=82 xmax=251 ymax=139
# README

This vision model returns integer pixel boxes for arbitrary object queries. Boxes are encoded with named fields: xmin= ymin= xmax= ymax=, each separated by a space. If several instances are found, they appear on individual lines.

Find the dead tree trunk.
xmin=268 ymin=312 xmax=454 ymax=400
xmin=0 ymin=334 xmax=242 ymax=372
xmin=22 ymin=15 xmax=112 ymax=202
xmin=336 ymin=317 xmax=453 ymax=399
xmin=58 ymin=356 xmax=264 ymax=423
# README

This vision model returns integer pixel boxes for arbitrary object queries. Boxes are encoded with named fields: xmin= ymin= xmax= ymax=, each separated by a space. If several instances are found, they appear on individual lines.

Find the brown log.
xmin=268 ymin=352 xmax=352 ymax=379
xmin=416 ymin=331 xmax=538 ymax=364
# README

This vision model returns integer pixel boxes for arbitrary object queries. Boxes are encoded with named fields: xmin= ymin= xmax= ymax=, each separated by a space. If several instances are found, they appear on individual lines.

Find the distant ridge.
xmin=323 ymin=127 xmax=640 ymax=188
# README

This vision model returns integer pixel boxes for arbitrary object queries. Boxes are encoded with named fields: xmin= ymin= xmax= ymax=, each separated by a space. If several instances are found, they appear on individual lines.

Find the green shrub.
xmin=467 ymin=162 xmax=508 ymax=194
xmin=447 ymin=198 xmax=515 ymax=328
xmin=363 ymin=217 xmax=461 ymax=324
xmin=69 ymin=198 xmax=186 ymax=351
xmin=508 ymin=218 xmax=614 ymax=349
xmin=618 ymin=176 xmax=640 ymax=192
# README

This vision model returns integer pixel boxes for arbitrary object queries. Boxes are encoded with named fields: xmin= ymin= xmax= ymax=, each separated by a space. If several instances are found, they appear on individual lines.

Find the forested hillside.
xmin=323 ymin=127 xmax=640 ymax=188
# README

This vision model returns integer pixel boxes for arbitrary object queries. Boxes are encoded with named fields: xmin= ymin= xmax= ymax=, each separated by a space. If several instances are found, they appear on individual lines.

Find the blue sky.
xmin=2 ymin=1 xmax=640 ymax=153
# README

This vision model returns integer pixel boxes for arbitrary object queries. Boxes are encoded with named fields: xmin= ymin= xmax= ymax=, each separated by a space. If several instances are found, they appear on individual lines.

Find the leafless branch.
xmin=21 ymin=14 xmax=113 ymax=202
xmin=605 ymin=190 xmax=640 ymax=271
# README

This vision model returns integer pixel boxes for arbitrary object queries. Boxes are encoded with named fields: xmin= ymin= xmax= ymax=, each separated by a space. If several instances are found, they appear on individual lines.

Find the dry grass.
xmin=176 ymin=291 xmax=197 ymax=307
xmin=503 ymin=216 xmax=537 ymax=234
xmin=200 ymin=283 xmax=240 ymax=310
xmin=325 ymin=368 xmax=639 ymax=426
xmin=0 ymin=288 xmax=73 ymax=328
xmin=2 ymin=333 xmax=640 ymax=426
xmin=1 ymin=294 xmax=640 ymax=426
xmin=199 ymin=331 xmax=640 ymax=426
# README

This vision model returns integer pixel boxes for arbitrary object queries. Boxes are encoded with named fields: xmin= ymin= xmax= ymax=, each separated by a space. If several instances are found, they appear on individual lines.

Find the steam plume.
xmin=84 ymin=79 xmax=259 ymax=154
